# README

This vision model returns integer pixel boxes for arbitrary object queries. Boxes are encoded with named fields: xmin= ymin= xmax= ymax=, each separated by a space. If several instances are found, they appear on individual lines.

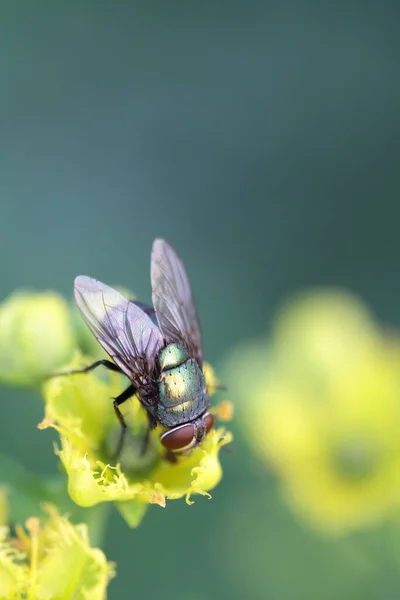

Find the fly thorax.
xmin=158 ymin=343 xmax=189 ymax=370
xmin=157 ymin=344 xmax=207 ymax=427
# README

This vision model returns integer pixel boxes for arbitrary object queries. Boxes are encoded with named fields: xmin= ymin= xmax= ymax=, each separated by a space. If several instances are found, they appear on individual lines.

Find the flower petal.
xmin=0 ymin=526 xmax=29 ymax=599
xmin=35 ymin=506 xmax=115 ymax=600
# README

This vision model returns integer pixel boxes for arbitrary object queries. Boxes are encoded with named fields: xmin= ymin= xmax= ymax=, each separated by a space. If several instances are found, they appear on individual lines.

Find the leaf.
xmin=116 ymin=499 xmax=149 ymax=528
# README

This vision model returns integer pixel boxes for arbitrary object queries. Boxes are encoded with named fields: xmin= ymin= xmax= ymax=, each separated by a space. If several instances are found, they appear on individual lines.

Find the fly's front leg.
xmin=140 ymin=412 xmax=157 ymax=456
xmin=112 ymin=384 xmax=137 ymax=460
xmin=214 ymin=384 xmax=227 ymax=392
xmin=49 ymin=359 xmax=122 ymax=378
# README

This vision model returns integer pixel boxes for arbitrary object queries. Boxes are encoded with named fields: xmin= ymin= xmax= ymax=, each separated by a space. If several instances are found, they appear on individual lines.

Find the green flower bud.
xmin=0 ymin=291 xmax=76 ymax=386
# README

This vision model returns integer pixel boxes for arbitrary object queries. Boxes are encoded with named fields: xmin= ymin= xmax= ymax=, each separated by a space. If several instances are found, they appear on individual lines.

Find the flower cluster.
xmin=0 ymin=500 xmax=114 ymax=600
xmin=227 ymin=290 xmax=400 ymax=534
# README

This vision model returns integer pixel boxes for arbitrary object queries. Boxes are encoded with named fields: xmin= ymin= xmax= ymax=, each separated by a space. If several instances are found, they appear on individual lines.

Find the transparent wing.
xmin=74 ymin=276 xmax=164 ymax=383
xmin=151 ymin=239 xmax=203 ymax=363
xmin=130 ymin=301 xmax=158 ymax=327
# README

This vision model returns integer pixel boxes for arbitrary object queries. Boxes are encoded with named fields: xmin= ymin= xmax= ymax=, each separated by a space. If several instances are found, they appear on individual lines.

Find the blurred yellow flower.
xmin=0 ymin=487 xmax=8 ymax=528
xmin=229 ymin=290 xmax=400 ymax=534
xmin=39 ymin=356 xmax=232 ymax=527
xmin=0 ymin=504 xmax=114 ymax=600
xmin=0 ymin=291 xmax=76 ymax=386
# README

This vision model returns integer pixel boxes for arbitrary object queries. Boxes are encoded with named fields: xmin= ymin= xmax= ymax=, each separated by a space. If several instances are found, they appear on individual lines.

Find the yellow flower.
xmin=229 ymin=290 xmax=400 ymax=534
xmin=0 ymin=504 xmax=114 ymax=600
xmin=40 ymin=356 xmax=232 ymax=527
xmin=0 ymin=291 xmax=76 ymax=386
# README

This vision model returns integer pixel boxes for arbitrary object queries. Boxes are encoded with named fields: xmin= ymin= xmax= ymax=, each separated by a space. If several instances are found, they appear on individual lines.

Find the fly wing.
xmin=74 ymin=276 xmax=164 ymax=384
xmin=151 ymin=239 xmax=203 ymax=364
xmin=130 ymin=301 xmax=157 ymax=326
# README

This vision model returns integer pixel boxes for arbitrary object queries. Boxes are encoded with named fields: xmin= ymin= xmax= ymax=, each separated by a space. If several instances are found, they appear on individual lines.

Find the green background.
xmin=1 ymin=2 xmax=400 ymax=599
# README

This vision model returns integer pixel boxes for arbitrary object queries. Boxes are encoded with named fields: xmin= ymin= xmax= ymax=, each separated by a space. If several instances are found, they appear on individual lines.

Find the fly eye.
xmin=160 ymin=424 xmax=195 ymax=451
xmin=204 ymin=412 xmax=214 ymax=434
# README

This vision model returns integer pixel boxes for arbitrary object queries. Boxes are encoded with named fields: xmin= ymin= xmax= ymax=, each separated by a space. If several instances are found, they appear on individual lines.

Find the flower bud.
xmin=0 ymin=291 xmax=76 ymax=386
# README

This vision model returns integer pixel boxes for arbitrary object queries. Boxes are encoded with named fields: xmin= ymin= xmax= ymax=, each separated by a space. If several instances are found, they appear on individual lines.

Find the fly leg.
xmin=214 ymin=384 xmax=227 ymax=392
xmin=49 ymin=359 xmax=122 ymax=378
xmin=112 ymin=384 xmax=137 ymax=460
xmin=140 ymin=412 xmax=157 ymax=456
xmin=49 ymin=359 xmax=134 ymax=460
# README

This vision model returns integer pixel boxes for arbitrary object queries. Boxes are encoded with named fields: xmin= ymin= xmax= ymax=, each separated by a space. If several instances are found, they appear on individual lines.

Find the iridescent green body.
xmin=156 ymin=343 xmax=208 ymax=427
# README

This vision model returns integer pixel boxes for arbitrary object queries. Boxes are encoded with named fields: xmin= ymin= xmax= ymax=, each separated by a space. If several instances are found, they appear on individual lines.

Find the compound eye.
xmin=204 ymin=413 xmax=214 ymax=434
xmin=160 ymin=424 xmax=195 ymax=451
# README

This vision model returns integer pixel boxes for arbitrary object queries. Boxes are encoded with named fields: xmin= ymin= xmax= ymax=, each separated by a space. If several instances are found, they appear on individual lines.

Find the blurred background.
xmin=1 ymin=2 xmax=400 ymax=599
